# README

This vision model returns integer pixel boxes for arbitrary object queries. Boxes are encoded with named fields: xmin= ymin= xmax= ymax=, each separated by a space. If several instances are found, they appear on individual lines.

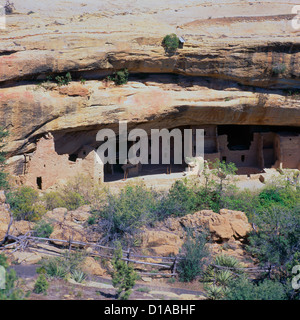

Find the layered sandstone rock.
xmin=1 ymin=79 xmax=300 ymax=160
xmin=0 ymin=1 xmax=299 ymax=87
xmin=0 ymin=1 xmax=299 ymax=164
xmin=140 ymin=209 xmax=252 ymax=257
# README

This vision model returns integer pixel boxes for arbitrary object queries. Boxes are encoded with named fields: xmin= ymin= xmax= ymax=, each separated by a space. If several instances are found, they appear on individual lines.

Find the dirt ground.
xmin=18 ymin=272 xmax=206 ymax=300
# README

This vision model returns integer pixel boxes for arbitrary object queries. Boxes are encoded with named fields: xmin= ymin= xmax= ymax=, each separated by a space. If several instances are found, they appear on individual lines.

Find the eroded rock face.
xmin=2 ymin=79 xmax=300 ymax=158
xmin=0 ymin=1 xmax=299 ymax=163
xmin=0 ymin=1 xmax=299 ymax=87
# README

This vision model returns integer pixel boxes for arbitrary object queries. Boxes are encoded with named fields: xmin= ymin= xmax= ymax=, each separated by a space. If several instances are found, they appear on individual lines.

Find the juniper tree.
xmin=111 ymin=242 xmax=137 ymax=300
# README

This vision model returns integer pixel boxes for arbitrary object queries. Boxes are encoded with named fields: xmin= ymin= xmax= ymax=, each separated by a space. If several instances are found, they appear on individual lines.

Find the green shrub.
xmin=162 ymin=34 xmax=179 ymax=53
xmin=6 ymin=186 xmax=46 ymax=221
xmin=62 ymin=190 xmax=85 ymax=211
xmin=87 ymin=215 xmax=97 ymax=225
xmin=195 ymin=188 xmax=221 ymax=213
xmin=214 ymin=269 xmax=234 ymax=287
xmin=210 ymin=159 xmax=238 ymax=193
xmin=204 ymin=284 xmax=227 ymax=300
xmin=39 ymin=251 xmax=86 ymax=279
xmin=272 ymin=63 xmax=286 ymax=75
xmin=43 ymin=191 xmax=66 ymax=210
xmin=257 ymin=185 xmax=299 ymax=211
xmin=108 ymin=69 xmax=129 ymax=85
xmin=225 ymin=277 xmax=288 ymax=300
xmin=221 ymin=189 xmax=259 ymax=219
xmin=136 ymin=287 xmax=151 ymax=293
xmin=43 ymin=189 xmax=85 ymax=211
xmin=214 ymin=254 xmax=243 ymax=270
xmin=111 ymin=242 xmax=137 ymax=300
xmin=194 ymin=160 xmax=238 ymax=212
xmin=33 ymin=274 xmax=49 ymax=295
xmin=221 ymin=180 xmax=300 ymax=221
xmin=161 ymin=180 xmax=198 ymax=218
xmin=258 ymin=187 xmax=286 ymax=206
xmin=247 ymin=205 xmax=300 ymax=268
xmin=43 ymin=175 xmax=105 ymax=211
xmin=177 ymin=229 xmax=210 ymax=282
xmin=55 ymin=72 xmax=72 ymax=86
xmin=61 ymin=174 xmax=107 ymax=211
xmin=33 ymin=220 xmax=54 ymax=238
xmin=203 ymin=254 xmax=244 ymax=299
xmin=99 ymin=184 xmax=158 ymax=244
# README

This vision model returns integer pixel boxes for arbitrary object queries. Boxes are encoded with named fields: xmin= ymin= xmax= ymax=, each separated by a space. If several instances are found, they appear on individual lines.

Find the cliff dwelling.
xmin=13 ymin=124 xmax=300 ymax=190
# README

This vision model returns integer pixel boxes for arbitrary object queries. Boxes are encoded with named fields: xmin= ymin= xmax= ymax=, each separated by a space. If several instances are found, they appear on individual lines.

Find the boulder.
xmin=82 ymin=257 xmax=106 ymax=276
xmin=11 ymin=220 xmax=34 ymax=237
xmin=141 ymin=230 xmax=183 ymax=256
xmin=69 ymin=205 xmax=91 ymax=222
xmin=219 ymin=209 xmax=252 ymax=239
xmin=44 ymin=207 xmax=68 ymax=223
xmin=58 ymin=84 xmax=90 ymax=97
xmin=50 ymin=220 xmax=87 ymax=246
xmin=12 ymin=251 xmax=43 ymax=264
xmin=0 ymin=204 xmax=11 ymax=241
xmin=44 ymin=206 xmax=91 ymax=224
xmin=0 ymin=191 xmax=6 ymax=204
xmin=179 ymin=209 xmax=252 ymax=242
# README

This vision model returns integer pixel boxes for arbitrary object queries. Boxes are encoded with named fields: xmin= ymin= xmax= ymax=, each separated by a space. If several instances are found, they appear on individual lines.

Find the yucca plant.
xmin=203 ymin=254 xmax=244 ymax=300
xmin=202 ymin=265 xmax=217 ymax=283
xmin=214 ymin=254 xmax=242 ymax=271
xmin=71 ymin=270 xmax=88 ymax=283
xmin=204 ymin=284 xmax=225 ymax=300
xmin=215 ymin=270 xmax=233 ymax=287
xmin=45 ymin=260 xmax=68 ymax=279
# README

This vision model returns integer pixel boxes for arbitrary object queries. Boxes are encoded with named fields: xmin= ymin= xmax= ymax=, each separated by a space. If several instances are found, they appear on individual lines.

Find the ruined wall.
xmin=261 ymin=132 xmax=276 ymax=168
xmin=274 ymin=134 xmax=300 ymax=169
xmin=217 ymin=133 xmax=261 ymax=168
xmin=11 ymin=124 xmax=300 ymax=190
xmin=24 ymin=134 xmax=103 ymax=190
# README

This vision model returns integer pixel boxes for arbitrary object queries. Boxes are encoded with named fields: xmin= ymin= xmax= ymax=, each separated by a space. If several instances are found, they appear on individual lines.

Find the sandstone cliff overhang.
xmin=1 ymin=1 xmax=300 ymax=187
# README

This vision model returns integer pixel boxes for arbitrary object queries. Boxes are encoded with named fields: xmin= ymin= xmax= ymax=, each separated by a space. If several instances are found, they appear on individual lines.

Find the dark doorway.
xmin=68 ymin=154 xmax=78 ymax=162
xmin=36 ymin=177 xmax=42 ymax=190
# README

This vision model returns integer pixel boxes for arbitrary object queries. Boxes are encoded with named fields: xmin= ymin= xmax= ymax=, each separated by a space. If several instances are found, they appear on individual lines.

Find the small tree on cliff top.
xmin=162 ymin=34 xmax=179 ymax=53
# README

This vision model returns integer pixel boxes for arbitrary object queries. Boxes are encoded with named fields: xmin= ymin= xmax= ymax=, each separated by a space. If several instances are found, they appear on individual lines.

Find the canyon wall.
xmin=0 ymin=1 xmax=300 ymax=187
